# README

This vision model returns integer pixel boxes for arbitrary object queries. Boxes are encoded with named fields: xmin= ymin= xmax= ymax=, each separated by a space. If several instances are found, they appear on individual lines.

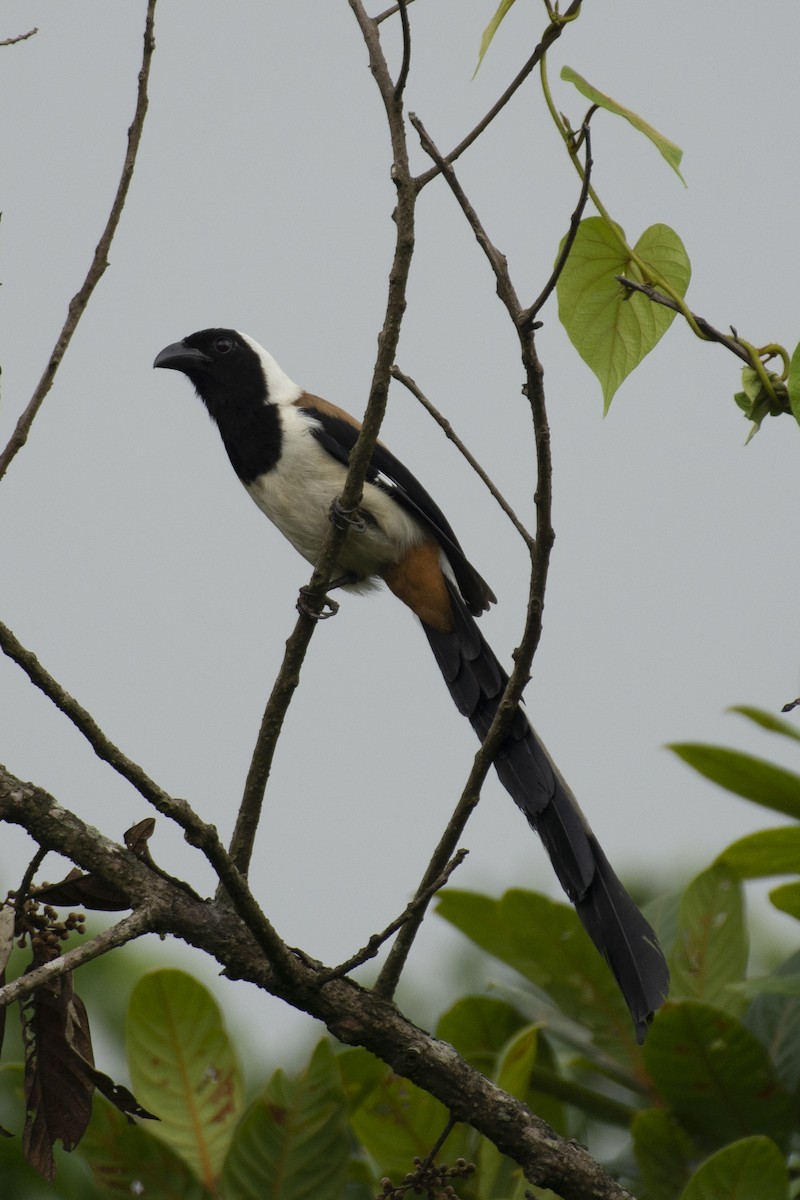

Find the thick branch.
xmin=0 ymin=0 xmax=157 ymax=483
xmin=0 ymin=764 xmax=632 ymax=1200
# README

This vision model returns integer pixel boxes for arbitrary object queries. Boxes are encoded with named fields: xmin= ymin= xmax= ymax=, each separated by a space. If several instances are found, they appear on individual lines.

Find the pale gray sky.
xmin=2 ymin=1 xmax=800 ymax=1072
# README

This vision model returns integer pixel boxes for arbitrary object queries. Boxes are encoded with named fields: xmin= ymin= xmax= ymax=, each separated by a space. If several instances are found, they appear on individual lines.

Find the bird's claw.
xmin=330 ymin=497 xmax=367 ymax=533
xmin=297 ymin=586 xmax=340 ymax=620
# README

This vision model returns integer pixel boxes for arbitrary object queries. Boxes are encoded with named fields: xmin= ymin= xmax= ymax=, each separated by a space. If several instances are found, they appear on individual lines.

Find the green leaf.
xmin=668 ymin=865 xmax=747 ymax=1014
xmin=436 ymin=996 xmax=525 ymax=1074
xmin=126 ymin=969 xmax=242 ymax=1186
xmin=343 ymin=1061 xmax=463 ymax=1178
xmin=436 ymin=889 xmax=639 ymax=1062
xmin=475 ymin=0 xmax=517 ymax=75
xmin=768 ymin=880 xmax=800 ymax=920
xmin=336 ymin=1046 xmax=386 ymax=1115
xmin=746 ymin=951 xmax=800 ymax=1092
xmin=80 ymin=1098 xmax=212 ymax=1199
xmin=678 ymin=1136 xmax=788 ymax=1200
xmin=632 ymin=1108 xmax=695 ymax=1200
xmin=729 ymin=706 xmax=800 ymax=743
xmin=785 ymin=341 xmax=800 ymax=428
xmin=557 ymin=218 xmax=690 ymax=411
xmin=717 ymin=827 xmax=800 ymax=880
xmin=643 ymin=1003 xmax=794 ymax=1151
xmin=560 ymin=66 xmax=685 ymax=183
xmin=222 ymin=1041 xmax=350 ymax=1200
xmin=669 ymin=744 xmax=800 ymax=820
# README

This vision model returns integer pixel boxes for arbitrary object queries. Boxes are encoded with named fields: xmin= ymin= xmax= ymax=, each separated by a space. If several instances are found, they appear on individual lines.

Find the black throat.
xmin=200 ymin=384 xmax=283 ymax=485
xmin=183 ymin=334 xmax=284 ymax=484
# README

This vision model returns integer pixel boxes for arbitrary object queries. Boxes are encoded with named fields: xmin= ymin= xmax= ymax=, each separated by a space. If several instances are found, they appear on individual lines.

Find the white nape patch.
xmin=238 ymin=332 xmax=303 ymax=406
xmin=244 ymin=404 xmax=428 ymax=591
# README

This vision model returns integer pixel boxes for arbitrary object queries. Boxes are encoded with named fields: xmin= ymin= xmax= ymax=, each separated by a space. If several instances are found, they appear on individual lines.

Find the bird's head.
xmin=154 ymin=328 xmax=301 ymax=414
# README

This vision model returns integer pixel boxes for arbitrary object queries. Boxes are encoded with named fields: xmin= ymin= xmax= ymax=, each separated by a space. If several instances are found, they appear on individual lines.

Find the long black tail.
xmin=422 ymin=581 xmax=669 ymax=1042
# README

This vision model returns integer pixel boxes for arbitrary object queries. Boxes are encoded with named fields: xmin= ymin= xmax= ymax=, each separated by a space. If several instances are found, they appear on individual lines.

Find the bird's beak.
xmin=153 ymin=342 xmax=212 ymax=372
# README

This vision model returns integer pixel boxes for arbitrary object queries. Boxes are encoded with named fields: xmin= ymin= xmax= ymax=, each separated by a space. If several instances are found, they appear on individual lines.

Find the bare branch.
xmin=0 ymin=0 xmax=157 ymax=483
xmin=411 ymin=114 xmax=524 ymax=318
xmin=391 ymin=365 xmax=534 ymax=548
xmin=317 ymin=848 xmax=468 ymax=983
xmin=377 ymin=120 xmax=556 ymax=999
xmin=522 ymin=119 xmax=593 ymax=324
xmin=0 ymin=909 xmax=154 ymax=1009
xmin=0 ymin=620 xmax=300 ymax=982
xmin=393 ymin=0 xmax=411 ymax=101
xmin=0 ymin=763 xmax=633 ymax=1199
xmin=226 ymin=1 xmax=419 ymax=879
xmin=0 ymin=27 xmax=38 ymax=46
xmin=374 ymin=0 xmax=417 ymax=25
xmin=415 ymin=0 xmax=584 ymax=190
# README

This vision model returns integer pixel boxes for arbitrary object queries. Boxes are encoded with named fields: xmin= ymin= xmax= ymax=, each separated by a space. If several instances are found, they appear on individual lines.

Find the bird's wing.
xmin=297 ymin=395 xmax=496 ymax=615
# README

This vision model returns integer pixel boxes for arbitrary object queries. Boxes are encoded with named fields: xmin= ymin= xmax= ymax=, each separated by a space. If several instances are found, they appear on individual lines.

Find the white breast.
xmin=244 ymin=405 xmax=427 ymax=591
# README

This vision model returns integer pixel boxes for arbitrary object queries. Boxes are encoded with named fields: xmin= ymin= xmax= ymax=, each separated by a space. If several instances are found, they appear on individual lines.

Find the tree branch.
xmin=522 ymin=119 xmax=594 ymax=324
xmin=0 ymin=763 xmax=633 ymax=1200
xmin=376 ymin=117 xmax=556 ymax=999
xmin=317 ymin=848 xmax=468 ymax=983
xmin=0 ymin=0 xmax=158 ymax=483
xmin=414 ymin=0 xmax=584 ymax=191
xmin=615 ymin=275 xmax=753 ymax=364
xmin=0 ymin=908 xmax=154 ymax=1009
xmin=391 ymin=365 xmax=534 ymax=548
xmin=0 ymin=27 xmax=38 ymax=46
xmin=0 ymin=621 xmax=300 ymax=983
xmin=225 ymin=0 xmax=419 ymax=880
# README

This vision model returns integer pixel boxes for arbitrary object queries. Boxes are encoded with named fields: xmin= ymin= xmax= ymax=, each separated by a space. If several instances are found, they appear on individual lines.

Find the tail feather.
xmin=422 ymin=582 xmax=669 ymax=1041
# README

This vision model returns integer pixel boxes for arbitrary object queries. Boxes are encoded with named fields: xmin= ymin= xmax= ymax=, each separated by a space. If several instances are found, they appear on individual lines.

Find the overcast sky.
xmin=2 ymin=1 xmax=800 ymax=1074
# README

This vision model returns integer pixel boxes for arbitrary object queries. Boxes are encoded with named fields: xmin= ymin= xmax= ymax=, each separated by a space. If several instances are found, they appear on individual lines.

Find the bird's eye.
xmin=214 ymin=336 xmax=235 ymax=355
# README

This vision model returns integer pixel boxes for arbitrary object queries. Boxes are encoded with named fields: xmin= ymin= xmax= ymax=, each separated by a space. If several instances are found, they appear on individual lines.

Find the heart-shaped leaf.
xmin=557 ymin=218 xmax=690 ymax=410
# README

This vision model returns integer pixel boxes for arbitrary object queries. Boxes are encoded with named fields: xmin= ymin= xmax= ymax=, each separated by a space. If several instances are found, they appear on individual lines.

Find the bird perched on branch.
xmin=154 ymin=328 xmax=669 ymax=1040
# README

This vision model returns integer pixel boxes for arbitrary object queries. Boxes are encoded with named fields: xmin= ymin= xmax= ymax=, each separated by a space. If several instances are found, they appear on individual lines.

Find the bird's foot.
xmin=330 ymin=497 xmax=367 ymax=533
xmin=297 ymin=587 xmax=340 ymax=620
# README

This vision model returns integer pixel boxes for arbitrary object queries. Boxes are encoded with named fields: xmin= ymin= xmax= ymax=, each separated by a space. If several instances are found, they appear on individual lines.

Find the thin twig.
xmin=522 ymin=120 xmax=593 ymax=324
xmin=391 ymin=365 xmax=534 ymax=548
xmin=414 ymin=0 xmax=584 ymax=191
xmin=615 ymin=276 xmax=752 ymax=365
xmin=316 ymin=849 xmax=468 ymax=983
xmin=0 ymin=0 xmax=157 ymax=483
xmin=225 ymin=0 xmax=419 ymax=881
xmin=0 ymin=620 xmax=300 ymax=982
xmin=393 ymin=0 xmax=411 ymax=101
xmin=0 ymin=27 xmax=38 ymax=46
xmin=377 ymin=118 xmax=556 ymax=1000
xmin=374 ymin=0 xmax=417 ymax=25
xmin=418 ymin=1116 xmax=460 ymax=1173
xmin=0 ymin=908 xmax=154 ymax=1009
xmin=14 ymin=848 xmax=47 ymax=920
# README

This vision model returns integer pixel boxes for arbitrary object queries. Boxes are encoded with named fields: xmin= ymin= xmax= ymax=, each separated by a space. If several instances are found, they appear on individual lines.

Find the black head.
xmin=153 ymin=328 xmax=268 ymax=417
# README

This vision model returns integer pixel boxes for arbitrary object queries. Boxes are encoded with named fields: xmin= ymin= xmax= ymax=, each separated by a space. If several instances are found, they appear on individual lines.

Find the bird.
xmin=154 ymin=327 xmax=669 ymax=1040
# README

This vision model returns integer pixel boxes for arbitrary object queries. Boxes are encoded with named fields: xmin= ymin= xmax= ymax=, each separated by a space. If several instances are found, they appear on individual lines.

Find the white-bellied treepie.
xmin=154 ymin=327 xmax=669 ymax=1040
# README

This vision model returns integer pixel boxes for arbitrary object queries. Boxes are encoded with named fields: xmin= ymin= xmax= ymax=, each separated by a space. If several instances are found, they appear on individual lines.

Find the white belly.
xmin=244 ymin=409 xmax=426 ymax=591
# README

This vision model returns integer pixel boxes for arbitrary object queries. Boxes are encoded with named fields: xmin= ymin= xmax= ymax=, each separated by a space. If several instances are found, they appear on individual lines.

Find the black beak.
xmin=153 ymin=342 xmax=212 ymax=372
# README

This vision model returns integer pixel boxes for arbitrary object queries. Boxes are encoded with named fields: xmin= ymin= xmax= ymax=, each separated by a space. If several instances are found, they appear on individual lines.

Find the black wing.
xmin=301 ymin=406 xmax=496 ymax=616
